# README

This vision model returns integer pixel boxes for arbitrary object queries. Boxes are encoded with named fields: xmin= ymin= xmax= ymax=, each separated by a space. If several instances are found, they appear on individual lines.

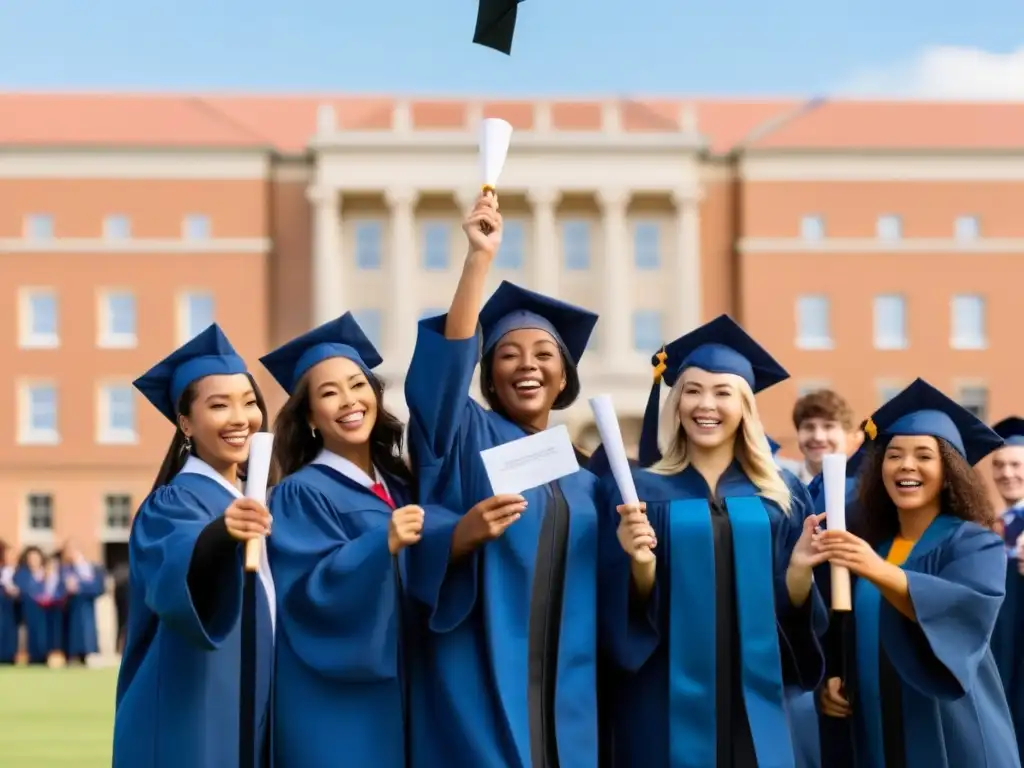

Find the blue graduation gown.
xmin=14 ymin=569 xmax=65 ymax=663
xmin=268 ymin=461 xmax=411 ymax=768
xmin=0 ymin=569 xmax=18 ymax=663
xmin=62 ymin=563 xmax=106 ymax=657
xmin=991 ymin=509 xmax=1024 ymax=761
xmin=112 ymin=470 xmax=275 ymax=768
xmin=403 ymin=318 xmax=600 ymax=768
xmin=598 ymin=463 xmax=827 ymax=767
xmin=851 ymin=516 xmax=1019 ymax=767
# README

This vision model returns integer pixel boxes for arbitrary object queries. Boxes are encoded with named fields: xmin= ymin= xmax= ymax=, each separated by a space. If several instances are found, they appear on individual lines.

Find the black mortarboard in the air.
xmin=473 ymin=0 xmax=524 ymax=55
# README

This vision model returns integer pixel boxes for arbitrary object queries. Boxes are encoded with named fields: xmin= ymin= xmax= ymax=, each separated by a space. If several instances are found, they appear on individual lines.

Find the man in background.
xmin=778 ymin=389 xmax=859 ymax=483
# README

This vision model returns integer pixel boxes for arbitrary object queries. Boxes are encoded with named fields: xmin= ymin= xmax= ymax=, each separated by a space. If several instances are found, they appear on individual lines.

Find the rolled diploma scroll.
xmin=244 ymin=433 xmax=274 ymax=573
xmin=589 ymin=394 xmax=653 ymax=564
xmin=822 ymin=452 xmax=851 ymax=611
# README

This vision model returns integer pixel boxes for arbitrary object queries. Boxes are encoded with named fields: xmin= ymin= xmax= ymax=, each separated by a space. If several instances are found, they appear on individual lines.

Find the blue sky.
xmin=0 ymin=1 xmax=1020 ymax=95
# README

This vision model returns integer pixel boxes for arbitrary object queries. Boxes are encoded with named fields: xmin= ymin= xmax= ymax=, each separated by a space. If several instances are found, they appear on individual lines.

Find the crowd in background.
xmin=0 ymin=538 xmax=121 ymax=667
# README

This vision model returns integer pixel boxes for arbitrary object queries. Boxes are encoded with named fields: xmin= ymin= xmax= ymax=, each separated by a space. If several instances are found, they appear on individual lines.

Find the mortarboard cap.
xmin=473 ymin=0 xmax=524 ymax=55
xmin=992 ymin=417 xmax=1024 ymax=448
xmin=638 ymin=315 xmax=789 ymax=466
xmin=864 ymin=378 xmax=1003 ymax=467
xmin=478 ymin=280 xmax=597 ymax=366
xmin=259 ymin=312 xmax=383 ymax=395
xmin=134 ymin=324 xmax=248 ymax=424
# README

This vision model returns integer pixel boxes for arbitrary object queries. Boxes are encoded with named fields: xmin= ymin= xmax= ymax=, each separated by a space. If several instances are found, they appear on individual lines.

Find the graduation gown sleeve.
xmin=132 ymin=485 xmax=243 ymax=650
xmin=882 ymin=524 xmax=1006 ymax=700
xmin=270 ymin=480 xmax=399 ymax=681
xmin=596 ymin=472 xmax=661 ymax=672
xmin=774 ymin=475 xmax=828 ymax=690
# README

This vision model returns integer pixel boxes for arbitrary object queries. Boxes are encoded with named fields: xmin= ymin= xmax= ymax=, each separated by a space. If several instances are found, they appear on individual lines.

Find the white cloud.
xmin=837 ymin=46 xmax=1024 ymax=100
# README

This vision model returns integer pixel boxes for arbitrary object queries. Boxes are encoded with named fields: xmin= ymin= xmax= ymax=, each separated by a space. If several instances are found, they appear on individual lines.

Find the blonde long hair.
xmin=648 ymin=374 xmax=792 ymax=514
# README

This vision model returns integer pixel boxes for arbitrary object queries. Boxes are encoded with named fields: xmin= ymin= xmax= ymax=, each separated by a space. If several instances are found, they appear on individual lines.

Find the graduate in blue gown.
xmin=815 ymin=378 xmax=1019 ymax=768
xmin=112 ymin=324 xmax=276 ymax=768
xmin=260 ymin=313 xmax=429 ymax=768
xmin=0 ymin=540 xmax=19 ymax=664
xmin=58 ymin=539 xmax=106 ymax=662
xmin=14 ymin=547 xmax=65 ymax=664
xmin=404 ymin=191 xmax=602 ymax=768
xmin=987 ymin=416 xmax=1024 ymax=761
xmin=601 ymin=315 xmax=828 ymax=768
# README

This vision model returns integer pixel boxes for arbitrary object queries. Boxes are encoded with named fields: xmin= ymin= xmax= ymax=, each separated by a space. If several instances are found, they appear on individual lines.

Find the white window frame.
xmin=182 ymin=213 xmax=211 ymax=240
xmin=631 ymin=310 xmax=663 ymax=353
xmin=97 ymin=382 xmax=138 ymax=445
xmin=954 ymin=215 xmax=980 ymax=242
xmin=421 ymin=220 xmax=452 ymax=271
xmin=495 ymin=218 xmax=525 ymax=270
xmin=800 ymin=214 xmax=825 ymax=242
xmin=353 ymin=219 xmax=384 ymax=270
xmin=563 ymin=220 xmax=591 ymax=270
xmin=950 ymin=294 xmax=987 ymax=350
xmin=176 ymin=291 xmax=216 ymax=345
xmin=18 ymin=287 xmax=59 ymax=349
xmin=795 ymin=295 xmax=833 ymax=350
xmin=873 ymin=294 xmax=908 ymax=350
xmin=101 ymin=493 xmax=134 ymax=543
xmin=23 ymin=213 xmax=53 ymax=240
xmin=103 ymin=214 xmax=132 ymax=240
xmin=796 ymin=380 xmax=832 ymax=398
xmin=633 ymin=220 xmax=661 ymax=269
xmin=21 ymin=492 xmax=55 ymax=546
xmin=955 ymin=382 xmax=989 ymax=422
xmin=97 ymin=289 xmax=138 ymax=349
xmin=351 ymin=309 xmax=383 ymax=349
xmin=17 ymin=380 xmax=59 ymax=445
xmin=876 ymin=380 xmax=906 ymax=406
xmin=877 ymin=214 xmax=903 ymax=241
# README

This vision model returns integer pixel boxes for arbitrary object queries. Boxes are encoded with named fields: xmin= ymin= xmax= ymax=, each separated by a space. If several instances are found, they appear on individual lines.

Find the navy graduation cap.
xmin=260 ymin=312 xmax=383 ymax=395
xmin=473 ymin=0 xmax=524 ymax=55
xmin=863 ymin=378 xmax=1004 ymax=467
xmin=479 ymin=280 xmax=598 ymax=366
xmin=638 ymin=315 xmax=789 ymax=466
xmin=992 ymin=417 xmax=1024 ymax=448
xmin=134 ymin=324 xmax=248 ymax=423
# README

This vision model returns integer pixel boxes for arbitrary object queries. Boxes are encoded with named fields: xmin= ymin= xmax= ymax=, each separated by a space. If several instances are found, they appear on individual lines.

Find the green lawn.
xmin=0 ymin=667 xmax=116 ymax=767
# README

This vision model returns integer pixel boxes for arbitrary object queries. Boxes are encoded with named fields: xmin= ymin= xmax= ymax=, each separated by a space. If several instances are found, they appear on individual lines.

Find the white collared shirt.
xmin=311 ymin=449 xmax=391 ymax=501
xmin=178 ymin=455 xmax=277 ymax=633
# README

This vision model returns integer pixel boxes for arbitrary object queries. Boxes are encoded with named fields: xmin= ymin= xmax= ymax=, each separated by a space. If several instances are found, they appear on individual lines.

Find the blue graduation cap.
xmin=638 ymin=315 xmax=789 ymax=466
xmin=134 ymin=324 xmax=248 ymax=423
xmin=767 ymin=436 xmax=781 ymax=455
xmin=992 ymin=417 xmax=1024 ymax=448
xmin=864 ymin=378 xmax=1003 ymax=467
xmin=478 ymin=281 xmax=598 ymax=366
xmin=473 ymin=0 xmax=523 ymax=55
xmin=259 ymin=312 xmax=383 ymax=395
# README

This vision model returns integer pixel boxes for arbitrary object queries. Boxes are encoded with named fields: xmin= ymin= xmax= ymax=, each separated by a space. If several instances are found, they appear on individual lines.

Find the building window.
xmin=18 ymin=288 xmax=59 ymax=349
xmin=18 ymin=382 xmax=59 ymax=445
xmin=104 ymin=214 xmax=131 ymax=240
xmin=24 ymin=213 xmax=54 ymax=240
xmin=634 ymin=221 xmax=660 ymax=269
xmin=98 ymin=290 xmax=137 ymax=348
xmin=104 ymin=494 xmax=133 ymax=533
xmin=351 ymin=309 xmax=382 ymax=349
xmin=800 ymin=215 xmax=825 ymax=241
xmin=563 ymin=220 xmax=591 ymax=270
xmin=495 ymin=219 xmax=524 ymax=269
xmin=954 ymin=215 xmax=980 ymax=242
xmin=632 ymin=310 xmax=663 ymax=353
xmin=98 ymin=384 xmax=137 ymax=444
xmin=419 ymin=308 xmax=445 ymax=321
xmin=178 ymin=292 xmax=215 ymax=343
xmin=25 ymin=493 xmax=54 ymax=532
xmin=183 ymin=214 xmax=211 ymax=240
xmin=795 ymin=295 xmax=832 ymax=349
xmin=877 ymin=215 xmax=902 ymax=241
xmin=873 ymin=294 xmax=907 ymax=350
xmin=957 ymin=385 xmax=989 ymax=421
xmin=796 ymin=380 xmax=832 ymax=397
xmin=422 ymin=222 xmax=451 ymax=270
xmin=877 ymin=382 xmax=904 ymax=406
xmin=354 ymin=220 xmax=382 ymax=269
xmin=950 ymin=294 xmax=986 ymax=350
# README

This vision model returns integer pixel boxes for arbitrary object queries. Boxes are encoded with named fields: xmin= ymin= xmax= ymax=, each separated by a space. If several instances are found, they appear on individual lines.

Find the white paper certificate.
xmin=480 ymin=424 xmax=580 ymax=495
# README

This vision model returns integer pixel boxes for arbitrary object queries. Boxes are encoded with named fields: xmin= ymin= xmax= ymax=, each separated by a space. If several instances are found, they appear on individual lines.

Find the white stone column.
xmin=527 ymin=188 xmax=559 ymax=296
xmin=672 ymin=186 xmax=703 ymax=333
xmin=385 ymin=186 xmax=419 ymax=364
xmin=597 ymin=188 xmax=632 ymax=368
xmin=307 ymin=184 xmax=342 ymax=326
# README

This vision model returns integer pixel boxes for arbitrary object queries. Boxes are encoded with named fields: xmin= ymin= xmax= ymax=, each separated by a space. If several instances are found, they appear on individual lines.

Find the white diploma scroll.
xmin=589 ymin=394 xmax=654 ymax=564
xmin=822 ymin=452 xmax=852 ymax=611
xmin=479 ymin=117 xmax=513 ymax=193
xmin=244 ymin=433 xmax=274 ymax=573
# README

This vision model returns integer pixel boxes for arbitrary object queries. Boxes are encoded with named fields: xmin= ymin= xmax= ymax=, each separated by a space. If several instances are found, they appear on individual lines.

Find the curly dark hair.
xmin=270 ymin=370 xmax=413 ymax=487
xmin=855 ymin=436 xmax=994 ymax=546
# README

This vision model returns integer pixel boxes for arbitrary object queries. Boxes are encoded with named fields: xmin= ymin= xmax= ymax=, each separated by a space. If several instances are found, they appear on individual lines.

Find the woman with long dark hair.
xmin=403 ymin=191 xmax=602 ymax=768
xmin=112 ymin=324 xmax=276 ymax=768
xmin=260 ymin=313 xmax=426 ymax=767
xmin=816 ymin=378 xmax=1019 ymax=767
